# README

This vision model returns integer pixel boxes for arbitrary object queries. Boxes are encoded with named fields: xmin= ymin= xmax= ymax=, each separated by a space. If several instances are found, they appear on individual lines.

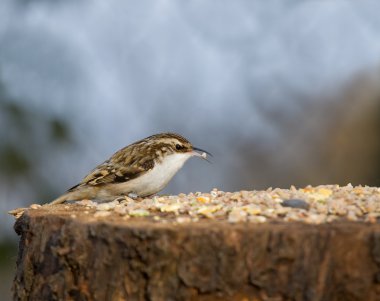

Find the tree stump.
xmin=11 ymin=187 xmax=380 ymax=300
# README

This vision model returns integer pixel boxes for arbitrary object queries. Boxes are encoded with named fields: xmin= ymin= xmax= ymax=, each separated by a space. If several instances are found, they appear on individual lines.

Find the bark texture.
xmin=12 ymin=206 xmax=380 ymax=301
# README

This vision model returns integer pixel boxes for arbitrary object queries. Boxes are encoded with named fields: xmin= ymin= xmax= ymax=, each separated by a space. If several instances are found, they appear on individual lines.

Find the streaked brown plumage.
xmin=50 ymin=133 xmax=210 ymax=204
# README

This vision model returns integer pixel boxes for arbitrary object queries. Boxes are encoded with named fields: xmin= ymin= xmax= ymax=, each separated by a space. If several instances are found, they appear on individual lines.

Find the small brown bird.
xmin=50 ymin=133 xmax=211 ymax=204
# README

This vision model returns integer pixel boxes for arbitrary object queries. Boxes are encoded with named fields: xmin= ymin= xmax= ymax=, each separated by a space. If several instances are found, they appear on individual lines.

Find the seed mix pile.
xmin=24 ymin=184 xmax=378 ymax=224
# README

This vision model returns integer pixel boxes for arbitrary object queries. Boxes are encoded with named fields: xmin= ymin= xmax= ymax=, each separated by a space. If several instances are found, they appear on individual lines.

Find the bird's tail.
xmin=48 ymin=191 xmax=76 ymax=205
xmin=8 ymin=193 xmax=74 ymax=217
xmin=48 ymin=186 xmax=98 ymax=205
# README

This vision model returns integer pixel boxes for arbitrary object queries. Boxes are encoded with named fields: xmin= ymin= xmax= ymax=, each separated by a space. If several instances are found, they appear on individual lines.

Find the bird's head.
xmin=143 ymin=133 xmax=211 ymax=161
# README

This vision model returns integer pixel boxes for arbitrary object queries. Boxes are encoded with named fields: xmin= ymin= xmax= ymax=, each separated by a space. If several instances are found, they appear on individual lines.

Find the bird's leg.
xmin=113 ymin=196 xmax=127 ymax=203
xmin=146 ymin=193 xmax=159 ymax=198
xmin=112 ymin=193 xmax=141 ymax=203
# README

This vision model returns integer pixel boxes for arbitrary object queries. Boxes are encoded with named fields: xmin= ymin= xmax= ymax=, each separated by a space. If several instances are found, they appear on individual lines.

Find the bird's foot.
xmin=115 ymin=193 xmax=143 ymax=203
xmin=127 ymin=192 xmax=139 ymax=199
xmin=131 ymin=194 xmax=144 ymax=201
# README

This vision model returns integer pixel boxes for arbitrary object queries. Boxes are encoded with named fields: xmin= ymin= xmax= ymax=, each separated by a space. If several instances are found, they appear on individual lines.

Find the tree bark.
xmin=12 ymin=206 xmax=380 ymax=301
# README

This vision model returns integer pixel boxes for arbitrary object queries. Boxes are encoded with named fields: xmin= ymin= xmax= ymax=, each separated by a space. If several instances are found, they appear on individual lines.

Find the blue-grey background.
xmin=1 ymin=1 xmax=380 ymax=299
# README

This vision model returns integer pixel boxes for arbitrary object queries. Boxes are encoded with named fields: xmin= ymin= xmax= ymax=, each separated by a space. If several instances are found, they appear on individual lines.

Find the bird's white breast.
xmin=111 ymin=152 xmax=193 ymax=197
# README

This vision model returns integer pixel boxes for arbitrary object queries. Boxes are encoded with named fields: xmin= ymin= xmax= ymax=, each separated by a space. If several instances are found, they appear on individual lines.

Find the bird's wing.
xmin=68 ymin=156 xmax=155 ymax=191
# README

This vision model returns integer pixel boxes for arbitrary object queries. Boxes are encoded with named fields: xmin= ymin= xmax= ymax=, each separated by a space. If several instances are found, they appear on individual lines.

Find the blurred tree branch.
xmin=0 ymin=72 xmax=74 ymax=201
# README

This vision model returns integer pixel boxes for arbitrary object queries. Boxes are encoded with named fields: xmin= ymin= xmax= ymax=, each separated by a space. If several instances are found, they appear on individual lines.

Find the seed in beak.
xmin=192 ymin=147 xmax=212 ymax=162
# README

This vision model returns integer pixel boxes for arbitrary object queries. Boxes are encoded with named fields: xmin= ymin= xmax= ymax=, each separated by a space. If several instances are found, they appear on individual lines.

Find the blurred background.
xmin=1 ymin=0 xmax=380 ymax=299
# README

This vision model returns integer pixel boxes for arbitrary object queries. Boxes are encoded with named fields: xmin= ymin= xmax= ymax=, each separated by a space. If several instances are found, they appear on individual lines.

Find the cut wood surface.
xmin=11 ymin=186 xmax=380 ymax=300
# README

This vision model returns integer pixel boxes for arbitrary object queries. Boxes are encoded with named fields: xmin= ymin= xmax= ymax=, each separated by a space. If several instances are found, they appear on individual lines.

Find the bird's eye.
xmin=176 ymin=144 xmax=183 ymax=150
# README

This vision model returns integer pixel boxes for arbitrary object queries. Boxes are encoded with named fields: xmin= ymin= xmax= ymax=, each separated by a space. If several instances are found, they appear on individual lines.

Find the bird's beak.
xmin=192 ymin=147 xmax=212 ymax=161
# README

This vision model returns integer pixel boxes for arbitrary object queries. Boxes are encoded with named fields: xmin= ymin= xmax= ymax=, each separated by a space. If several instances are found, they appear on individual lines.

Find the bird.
xmin=49 ymin=132 xmax=211 ymax=205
